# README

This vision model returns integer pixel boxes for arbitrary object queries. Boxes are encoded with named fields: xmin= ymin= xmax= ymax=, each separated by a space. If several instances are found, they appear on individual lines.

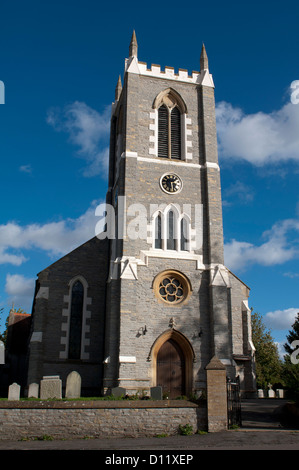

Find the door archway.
xmin=149 ymin=329 xmax=195 ymax=398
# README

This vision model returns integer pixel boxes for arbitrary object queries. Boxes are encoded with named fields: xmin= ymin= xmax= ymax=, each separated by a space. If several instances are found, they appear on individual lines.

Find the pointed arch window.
xmin=154 ymin=214 xmax=162 ymax=249
xmin=68 ymin=280 xmax=84 ymax=360
xmin=152 ymin=206 xmax=191 ymax=253
xmin=158 ymin=105 xmax=181 ymax=159
xmin=180 ymin=217 xmax=189 ymax=252
xmin=167 ymin=210 xmax=176 ymax=250
xmin=158 ymin=105 xmax=169 ymax=158
xmin=170 ymin=107 xmax=181 ymax=159
xmin=154 ymin=89 xmax=187 ymax=160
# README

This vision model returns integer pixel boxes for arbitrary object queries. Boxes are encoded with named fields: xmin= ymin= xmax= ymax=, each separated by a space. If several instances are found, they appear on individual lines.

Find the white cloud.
xmin=264 ymin=307 xmax=299 ymax=330
xmin=223 ymin=181 xmax=255 ymax=206
xmin=0 ymin=200 xmax=103 ymax=266
xmin=5 ymin=274 xmax=36 ymax=311
xmin=5 ymin=274 xmax=35 ymax=297
xmin=47 ymin=101 xmax=110 ymax=177
xmin=216 ymin=84 xmax=299 ymax=166
xmin=224 ymin=217 xmax=299 ymax=271
xmin=283 ymin=272 xmax=299 ymax=278
xmin=19 ymin=164 xmax=32 ymax=174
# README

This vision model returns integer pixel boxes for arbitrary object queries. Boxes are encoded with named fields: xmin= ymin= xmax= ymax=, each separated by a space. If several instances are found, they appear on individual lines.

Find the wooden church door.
xmin=156 ymin=339 xmax=185 ymax=398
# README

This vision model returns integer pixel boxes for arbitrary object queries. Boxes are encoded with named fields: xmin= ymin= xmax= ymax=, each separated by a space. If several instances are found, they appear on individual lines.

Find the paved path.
xmin=0 ymin=399 xmax=298 ymax=451
xmin=241 ymin=398 xmax=289 ymax=429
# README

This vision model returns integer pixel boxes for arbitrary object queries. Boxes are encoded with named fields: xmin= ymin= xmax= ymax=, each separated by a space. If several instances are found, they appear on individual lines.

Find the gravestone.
xmin=257 ymin=389 xmax=264 ymax=398
xmin=150 ymin=386 xmax=162 ymax=400
xmin=0 ymin=341 xmax=4 ymax=365
xmin=276 ymin=389 xmax=284 ymax=398
xmin=65 ymin=371 xmax=81 ymax=399
xmin=8 ymin=382 xmax=20 ymax=400
xmin=111 ymin=386 xmax=126 ymax=397
xmin=268 ymin=389 xmax=275 ymax=398
xmin=28 ymin=383 xmax=39 ymax=398
xmin=40 ymin=375 xmax=62 ymax=399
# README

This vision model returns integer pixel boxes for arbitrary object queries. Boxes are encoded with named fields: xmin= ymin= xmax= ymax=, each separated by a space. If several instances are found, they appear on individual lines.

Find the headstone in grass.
xmin=40 ymin=375 xmax=62 ymax=399
xmin=111 ymin=386 xmax=126 ymax=398
xmin=150 ymin=386 xmax=162 ymax=400
xmin=65 ymin=371 xmax=81 ymax=399
xmin=8 ymin=382 xmax=20 ymax=400
xmin=28 ymin=382 xmax=39 ymax=398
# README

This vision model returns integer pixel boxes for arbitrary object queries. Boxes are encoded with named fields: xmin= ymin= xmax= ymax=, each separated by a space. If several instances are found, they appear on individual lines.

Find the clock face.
xmin=161 ymin=174 xmax=182 ymax=193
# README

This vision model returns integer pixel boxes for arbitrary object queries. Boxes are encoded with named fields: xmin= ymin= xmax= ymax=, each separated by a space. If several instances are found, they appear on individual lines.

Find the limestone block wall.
xmin=0 ymin=401 xmax=207 ymax=440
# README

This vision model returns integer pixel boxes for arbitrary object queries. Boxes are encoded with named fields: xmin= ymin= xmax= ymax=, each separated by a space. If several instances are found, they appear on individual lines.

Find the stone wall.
xmin=27 ymin=237 xmax=109 ymax=396
xmin=0 ymin=400 xmax=207 ymax=440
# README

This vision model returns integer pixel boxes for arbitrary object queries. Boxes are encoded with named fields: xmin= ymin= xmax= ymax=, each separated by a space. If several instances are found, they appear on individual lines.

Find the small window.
xmin=167 ymin=210 xmax=175 ymax=250
xmin=68 ymin=280 xmax=84 ymax=360
xmin=180 ymin=218 xmax=188 ymax=251
xmin=155 ymin=214 xmax=162 ymax=249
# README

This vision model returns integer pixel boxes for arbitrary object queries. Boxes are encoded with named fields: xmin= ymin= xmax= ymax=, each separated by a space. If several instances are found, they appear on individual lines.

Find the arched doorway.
xmin=157 ymin=339 xmax=185 ymax=398
xmin=149 ymin=329 xmax=195 ymax=398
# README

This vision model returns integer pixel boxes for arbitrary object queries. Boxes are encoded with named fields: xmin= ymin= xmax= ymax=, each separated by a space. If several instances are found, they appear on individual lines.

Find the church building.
xmin=27 ymin=33 xmax=256 ymax=398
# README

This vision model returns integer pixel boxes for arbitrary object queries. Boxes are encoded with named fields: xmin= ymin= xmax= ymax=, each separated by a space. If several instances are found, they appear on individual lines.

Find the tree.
xmin=282 ymin=313 xmax=299 ymax=399
xmin=0 ymin=307 xmax=25 ymax=345
xmin=284 ymin=312 xmax=299 ymax=355
xmin=251 ymin=310 xmax=282 ymax=389
xmin=0 ymin=307 xmax=8 ymax=345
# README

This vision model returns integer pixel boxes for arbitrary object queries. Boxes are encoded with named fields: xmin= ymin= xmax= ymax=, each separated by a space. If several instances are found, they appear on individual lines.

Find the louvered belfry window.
xmin=171 ymin=107 xmax=181 ymax=159
xmin=158 ymin=105 xmax=168 ymax=158
xmin=158 ymin=104 xmax=181 ymax=159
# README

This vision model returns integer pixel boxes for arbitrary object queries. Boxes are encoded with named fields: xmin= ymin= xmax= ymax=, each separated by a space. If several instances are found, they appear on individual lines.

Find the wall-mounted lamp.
xmin=138 ymin=325 xmax=147 ymax=336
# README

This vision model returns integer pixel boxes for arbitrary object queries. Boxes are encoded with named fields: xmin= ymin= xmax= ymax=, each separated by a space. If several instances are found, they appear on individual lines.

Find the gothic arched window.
xmin=154 ymin=88 xmax=187 ymax=160
xmin=68 ymin=280 xmax=84 ymax=360
xmin=152 ymin=206 xmax=190 ymax=253
xmin=170 ymin=107 xmax=181 ymax=159
xmin=158 ymin=105 xmax=181 ymax=159
xmin=167 ymin=210 xmax=176 ymax=250
xmin=180 ymin=217 xmax=189 ymax=252
xmin=154 ymin=213 xmax=162 ymax=249
xmin=158 ymin=105 xmax=168 ymax=158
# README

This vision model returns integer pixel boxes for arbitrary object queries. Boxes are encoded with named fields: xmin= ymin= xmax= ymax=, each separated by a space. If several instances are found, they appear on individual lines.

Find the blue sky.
xmin=0 ymin=0 xmax=299 ymax=355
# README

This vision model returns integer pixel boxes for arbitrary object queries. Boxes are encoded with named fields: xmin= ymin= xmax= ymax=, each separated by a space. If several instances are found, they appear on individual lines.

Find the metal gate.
xmin=227 ymin=377 xmax=242 ymax=428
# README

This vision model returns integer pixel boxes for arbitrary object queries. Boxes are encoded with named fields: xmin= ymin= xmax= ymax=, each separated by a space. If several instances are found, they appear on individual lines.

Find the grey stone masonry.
xmin=27 ymin=236 xmax=109 ymax=396
xmin=26 ymin=34 xmax=256 ymax=404
xmin=103 ymin=36 xmax=256 ymax=398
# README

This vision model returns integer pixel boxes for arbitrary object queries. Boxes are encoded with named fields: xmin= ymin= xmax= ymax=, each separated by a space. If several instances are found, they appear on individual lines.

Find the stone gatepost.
xmin=206 ymin=356 xmax=227 ymax=432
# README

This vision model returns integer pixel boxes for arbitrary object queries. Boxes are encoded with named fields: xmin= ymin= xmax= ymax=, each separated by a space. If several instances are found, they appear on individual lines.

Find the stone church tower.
xmin=27 ymin=33 xmax=256 ymax=398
